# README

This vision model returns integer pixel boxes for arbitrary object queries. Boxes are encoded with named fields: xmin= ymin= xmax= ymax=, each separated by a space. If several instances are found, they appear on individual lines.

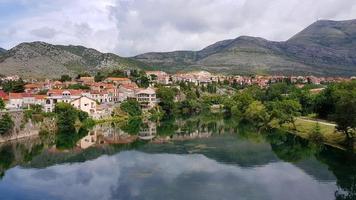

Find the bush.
xmin=120 ymin=99 xmax=142 ymax=117
xmin=309 ymin=122 xmax=324 ymax=143
xmin=0 ymin=114 xmax=14 ymax=135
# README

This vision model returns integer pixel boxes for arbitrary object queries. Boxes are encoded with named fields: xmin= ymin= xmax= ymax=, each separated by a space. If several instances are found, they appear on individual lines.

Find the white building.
xmin=70 ymin=96 xmax=97 ymax=117
xmin=135 ymin=87 xmax=157 ymax=109
xmin=44 ymin=89 xmax=82 ymax=112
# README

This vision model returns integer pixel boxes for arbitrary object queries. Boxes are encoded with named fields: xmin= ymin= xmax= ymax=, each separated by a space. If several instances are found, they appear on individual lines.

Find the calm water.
xmin=0 ymin=116 xmax=355 ymax=200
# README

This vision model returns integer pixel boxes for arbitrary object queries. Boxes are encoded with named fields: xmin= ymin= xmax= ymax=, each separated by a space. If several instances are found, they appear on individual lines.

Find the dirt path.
xmin=297 ymin=117 xmax=337 ymax=127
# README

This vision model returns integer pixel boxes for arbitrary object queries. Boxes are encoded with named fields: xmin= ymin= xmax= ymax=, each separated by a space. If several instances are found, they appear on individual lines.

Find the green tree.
xmin=333 ymin=92 xmax=356 ymax=139
xmin=120 ymin=99 xmax=142 ymax=117
xmin=0 ymin=99 xmax=5 ymax=110
xmin=66 ymin=84 xmax=90 ymax=90
xmin=137 ymin=75 xmax=150 ymax=88
xmin=269 ymin=99 xmax=302 ymax=129
xmin=54 ymin=103 xmax=78 ymax=132
xmin=0 ymin=114 xmax=14 ymax=135
xmin=60 ymin=74 xmax=72 ymax=82
xmin=94 ymin=72 xmax=105 ymax=82
xmin=244 ymin=101 xmax=270 ymax=129
xmin=156 ymin=87 xmax=177 ymax=117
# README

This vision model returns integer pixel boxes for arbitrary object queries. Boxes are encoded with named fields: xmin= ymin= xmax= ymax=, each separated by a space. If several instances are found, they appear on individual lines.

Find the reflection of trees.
xmin=267 ymin=131 xmax=321 ymax=162
xmin=56 ymin=127 xmax=88 ymax=149
xmin=268 ymin=130 xmax=356 ymax=200
xmin=0 ymin=145 xmax=14 ymax=179
xmin=120 ymin=117 xmax=142 ymax=135
xmin=316 ymin=147 xmax=356 ymax=200
xmin=0 ymin=139 xmax=45 ymax=179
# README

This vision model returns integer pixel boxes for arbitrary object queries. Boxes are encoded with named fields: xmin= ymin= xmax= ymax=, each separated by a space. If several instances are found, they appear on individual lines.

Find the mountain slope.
xmin=0 ymin=42 xmax=147 ymax=78
xmin=135 ymin=19 xmax=356 ymax=76
xmin=0 ymin=47 xmax=6 ymax=54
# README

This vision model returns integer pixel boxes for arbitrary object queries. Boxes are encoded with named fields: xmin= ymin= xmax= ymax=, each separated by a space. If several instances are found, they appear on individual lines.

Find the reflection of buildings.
xmin=139 ymin=122 xmax=157 ymax=140
xmin=171 ymin=129 xmax=212 ymax=141
xmin=77 ymin=124 xmax=138 ymax=148
xmin=77 ymin=131 xmax=98 ymax=149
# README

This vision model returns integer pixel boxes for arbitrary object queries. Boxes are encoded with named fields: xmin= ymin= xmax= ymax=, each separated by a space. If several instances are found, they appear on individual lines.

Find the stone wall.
xmin=0 ymin=111 xmax=40 ymax=143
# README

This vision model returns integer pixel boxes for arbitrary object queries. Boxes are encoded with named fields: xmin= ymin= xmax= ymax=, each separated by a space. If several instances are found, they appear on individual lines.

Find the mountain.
xmin=135 ymin=19 xmax=356 ymax=76
xmin=0 ymin=47 xmax=6 ymax=54
xmin=0 ymin=42 xmax=147 ymax=78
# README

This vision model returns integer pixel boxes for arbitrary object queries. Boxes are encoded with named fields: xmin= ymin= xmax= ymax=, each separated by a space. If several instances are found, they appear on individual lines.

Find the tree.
xmin=120 ymin=99 xmax=142 ymax=117
xmin=60 ymin=75 xmax=72 ymax=82
xmin=0 ymin=114 xmax=14 ymax=135
xmin=137 ymin=75 xmax=150 ymax=88
xmin=1 ymin=79 xmax=25 ymax=93
xmin=54 ymin=103 xmax=78 ymax=132
xmin=333 ymin=92 xmax=356 ymax=139
xmin=244 ymin=101 xmax=270 ymax=129
xmin=0 ymin=99 xmax=5 ymax=110
xmin=269 ymin=99 xmax=302 ymax=129
xmin=66 ymin=84 xmax=90 ymax=90
xmin=94 ymin=72 xmax=105 ymax=82
xmin=156 ymin=87 xmax=177 ymax=117
xmin=264 ymin=82 xmax=294 ymax=101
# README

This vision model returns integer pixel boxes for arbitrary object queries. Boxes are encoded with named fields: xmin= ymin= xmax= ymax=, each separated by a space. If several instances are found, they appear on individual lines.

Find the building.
xmin=104 ymin=77 xmax=132 ymax=85
xmin=79 ymin=76 xmax=95 ymax=84
xmin=44 ymin=89 xmax=82 ymax=112
xmin=70 ymin=96 xmax=97 ymax=117
xmin=7 ymin=93 xmax=45 ymax=109
xmin=135 ymin=87 xmax=157 ymax=109
xmin=117 ymin=83 xmax=138 ymax=102
xmin=146 ymin=71 xmax=171 ymax=85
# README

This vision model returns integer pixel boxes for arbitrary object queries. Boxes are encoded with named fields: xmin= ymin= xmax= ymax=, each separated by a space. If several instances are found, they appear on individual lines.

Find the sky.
xmin=1 ymin=0 xmax=356 ymax=56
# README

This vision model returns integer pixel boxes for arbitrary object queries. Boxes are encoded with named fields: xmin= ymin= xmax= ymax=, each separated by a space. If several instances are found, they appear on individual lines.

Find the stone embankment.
xmin=0 ymin=111 xmax=40 ymax=143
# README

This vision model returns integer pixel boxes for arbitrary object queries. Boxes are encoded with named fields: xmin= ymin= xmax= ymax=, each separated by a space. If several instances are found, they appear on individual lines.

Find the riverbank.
xmin=280 ymin=117 xmax=350 ymax=150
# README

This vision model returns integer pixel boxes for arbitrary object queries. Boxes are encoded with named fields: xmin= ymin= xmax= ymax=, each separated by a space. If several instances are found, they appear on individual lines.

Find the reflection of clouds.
xmin=0 ymin=151 xmax=337 ymax=200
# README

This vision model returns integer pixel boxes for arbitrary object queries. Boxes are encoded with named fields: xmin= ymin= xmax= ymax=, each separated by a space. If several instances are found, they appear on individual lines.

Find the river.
xmin=0 ymin=115 xmax=355 ymax=200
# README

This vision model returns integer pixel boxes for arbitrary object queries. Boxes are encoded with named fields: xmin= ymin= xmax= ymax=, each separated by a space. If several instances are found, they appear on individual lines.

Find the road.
xmin=297 ymin=117 xmax=337 ymax=127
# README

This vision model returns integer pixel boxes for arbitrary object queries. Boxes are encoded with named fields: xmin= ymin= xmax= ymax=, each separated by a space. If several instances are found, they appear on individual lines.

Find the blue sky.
xmin=1 ymin=0 xmax=356 ymax=56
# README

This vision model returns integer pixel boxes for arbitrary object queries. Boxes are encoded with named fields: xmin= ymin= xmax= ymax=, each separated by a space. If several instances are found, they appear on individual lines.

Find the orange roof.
xmin=121 ymin=83 xmax=138 ymax=89
xmin=9 ymin=93 xmax=25 ymax=99
xmin=35 ymin=95 xmax=47 ymax=100
xmin=47 ymin=89 xmax=83 ymax=96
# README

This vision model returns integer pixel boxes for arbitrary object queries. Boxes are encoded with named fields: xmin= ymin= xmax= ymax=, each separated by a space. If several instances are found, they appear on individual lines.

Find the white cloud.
xmin=1 ymin=0 xmax=356 ymax=56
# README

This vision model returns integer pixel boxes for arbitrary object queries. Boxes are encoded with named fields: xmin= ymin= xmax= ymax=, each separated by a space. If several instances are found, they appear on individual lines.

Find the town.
xmin=1 ymin=70 xmax=354 ymax=120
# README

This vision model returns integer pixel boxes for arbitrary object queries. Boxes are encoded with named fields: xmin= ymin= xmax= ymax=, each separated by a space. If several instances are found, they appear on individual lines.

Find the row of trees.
xmin=155 ymin=80 xmax=355 ymax=140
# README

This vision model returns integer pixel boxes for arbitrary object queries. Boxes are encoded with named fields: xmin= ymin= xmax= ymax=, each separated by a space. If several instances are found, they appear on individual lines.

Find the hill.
xmin=135 ymin=19 xmax=356 ymax=76
xmin=0 ymin=47 xmax=6 ymax=54
xmin=0 ymin=42 xmax=147 ymax=78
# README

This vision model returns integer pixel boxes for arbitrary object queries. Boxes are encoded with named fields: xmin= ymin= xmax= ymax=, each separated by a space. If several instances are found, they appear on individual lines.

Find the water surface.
xmin=0 ymin=117 xmax=355 ymax=200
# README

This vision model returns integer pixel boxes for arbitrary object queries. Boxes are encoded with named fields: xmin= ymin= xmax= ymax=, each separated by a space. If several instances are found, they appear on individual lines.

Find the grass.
xmin=94 ymin=116 xmax=128 ymax=124
xmin=281 ymin=118 xmax=345 ymax=145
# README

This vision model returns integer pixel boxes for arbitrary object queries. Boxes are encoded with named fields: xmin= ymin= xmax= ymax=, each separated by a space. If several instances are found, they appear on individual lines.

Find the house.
xmin=44 ymin=89 xmax=82 ymax=112
xmin=8 ymin=93 xmax=24 ymax=109
xmin=87 ymin=90 xmax=112 ymax=104
xmin=117 ymin=83 xmax=138 ymax=102
xmin=79 ymin=76 xmax=95 ymax=84
xmin=104 ymin=77 xmax=132 ymax=85
xmin=70 ymin=96 xmax=97 ymax=117
xmin=146 ymin=71 xmax=171 ymax=85
xmin=24 ymin=83 xmax=43 ymax=94
xmin=135 ymin=87 xmax=157 ymax=109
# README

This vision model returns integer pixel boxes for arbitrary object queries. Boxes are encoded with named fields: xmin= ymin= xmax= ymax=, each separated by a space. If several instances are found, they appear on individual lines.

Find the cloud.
xmin=1 ymin=0 xmax=356 ymax=56
xmin=0 ymin=151 xmax=337 ymax=200
xmin=30 ymin=27 xmax=58 ymax=39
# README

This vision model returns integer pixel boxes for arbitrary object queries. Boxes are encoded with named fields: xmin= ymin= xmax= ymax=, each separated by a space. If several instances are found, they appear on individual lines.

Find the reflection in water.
xmin=0 ymin=151 xmax=338 ymax=200
xmin=0 ymin=115 xmax=355 ymax=200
